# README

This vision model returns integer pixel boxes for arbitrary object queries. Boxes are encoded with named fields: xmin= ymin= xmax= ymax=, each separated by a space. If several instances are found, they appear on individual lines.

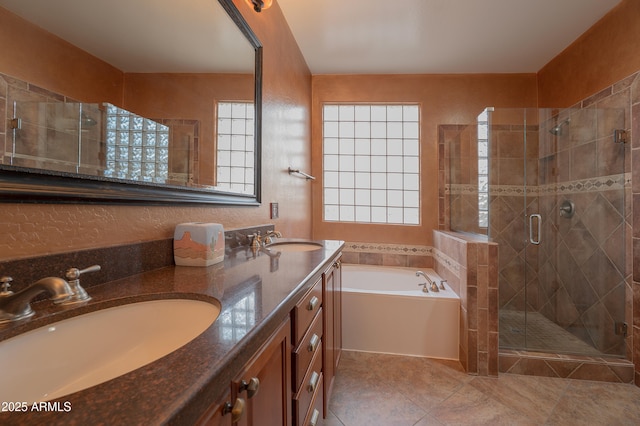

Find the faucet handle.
xmin=440 ymin=280 xmax=447 ymax=290
xmin=417 ymin=282 xmax=428 ymax=293
xmin=65 ymin=265 xmax=101 ymax=280
xmin=0 ymin=276 xmax=13 ymax=296
xmin=58 ymin=264 xmax=100 ymax=305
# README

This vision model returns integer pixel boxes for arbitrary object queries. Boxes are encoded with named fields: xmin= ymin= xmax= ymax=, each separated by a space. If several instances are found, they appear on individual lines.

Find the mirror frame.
xmin=0 ymin=0 xmax=262 ymax=206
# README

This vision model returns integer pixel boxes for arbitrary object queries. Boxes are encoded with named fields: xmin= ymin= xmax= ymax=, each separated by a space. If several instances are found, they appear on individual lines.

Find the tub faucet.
xmin=416 ymin=270 xmax=439 ymax=292
xmin=0 ymin=276 xmax=73 ymax=324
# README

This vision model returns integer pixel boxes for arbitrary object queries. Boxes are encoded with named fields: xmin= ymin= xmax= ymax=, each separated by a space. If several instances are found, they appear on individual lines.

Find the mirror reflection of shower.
xmin=548 ymin=118 xmax=570 ymax=136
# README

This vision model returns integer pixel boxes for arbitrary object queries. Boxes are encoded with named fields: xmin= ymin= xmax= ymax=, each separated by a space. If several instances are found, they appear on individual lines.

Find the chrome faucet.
xmin=416 ymin=270 xmax=439 ymax=292
xmin=0 ymin=276 xmax=73 ymax=324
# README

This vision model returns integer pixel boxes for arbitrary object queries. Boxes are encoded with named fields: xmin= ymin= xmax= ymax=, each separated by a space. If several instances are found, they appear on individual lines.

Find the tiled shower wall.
xmin=536 ymin=98 xmax=631 ymax=357
xmin=441 ymin=86 xmax=634 ymax=359
xmin=439 ymin=71 xmax=640 ymax=382
xmin=632 ymin=72 xmax=640 ymax=385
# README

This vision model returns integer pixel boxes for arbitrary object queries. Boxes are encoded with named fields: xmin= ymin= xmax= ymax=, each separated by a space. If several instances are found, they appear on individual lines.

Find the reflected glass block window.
xmin=218 ymin=292 xmax=256 ymax=342
xmin=477 ymin=108 xmax=491 ymax=228
xmin=104 ymin=103 xmax=169 ymax=183
xmin=216 ymin=101 xmax=255 ymax=194
xmin=322 ymin=104 xmax=420 ymax=225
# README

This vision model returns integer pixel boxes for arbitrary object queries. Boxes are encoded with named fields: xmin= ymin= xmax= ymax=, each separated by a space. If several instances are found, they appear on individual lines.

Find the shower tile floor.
xmin=498 ymin=310 xmax=602 ymax=356
xmin=325 ymin=351 xmax=640 ymax=425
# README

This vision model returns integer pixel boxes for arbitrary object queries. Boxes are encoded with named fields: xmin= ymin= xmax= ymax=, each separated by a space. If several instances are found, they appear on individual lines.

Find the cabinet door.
xmin=196 ymin=391 xmax=233 ymax=426
xmin=322 ymin=255 xmax=342 ymax=416
xmin=232 ymin=317 xmax=292 ymax=426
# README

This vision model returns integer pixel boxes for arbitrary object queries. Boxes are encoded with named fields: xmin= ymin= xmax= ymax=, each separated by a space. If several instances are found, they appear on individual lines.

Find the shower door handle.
xmin=529 ymin=214 xmax=541 ymax=245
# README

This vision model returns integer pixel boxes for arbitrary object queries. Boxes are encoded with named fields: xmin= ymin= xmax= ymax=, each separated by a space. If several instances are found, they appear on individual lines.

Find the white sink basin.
xmin=266 ymin=241 xmax=323 ymax=252
xmin=0 ymin=298 xmax=220 ymax=403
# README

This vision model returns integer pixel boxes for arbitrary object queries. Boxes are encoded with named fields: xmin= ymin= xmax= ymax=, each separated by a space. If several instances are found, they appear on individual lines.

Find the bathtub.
xmin=342 ymin=264 xmax=459 ymax=360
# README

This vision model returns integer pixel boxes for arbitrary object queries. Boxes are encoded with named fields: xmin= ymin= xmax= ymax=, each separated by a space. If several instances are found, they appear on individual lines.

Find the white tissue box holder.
xmin=173 ymin=223 xmax=225 ymax=267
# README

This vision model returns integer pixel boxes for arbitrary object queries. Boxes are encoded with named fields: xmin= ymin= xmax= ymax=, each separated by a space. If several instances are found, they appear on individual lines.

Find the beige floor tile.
xmin=546 ymin=380 xmax=640 ymax=425
xmin=328 ymin=351 xmax=640 ymax=426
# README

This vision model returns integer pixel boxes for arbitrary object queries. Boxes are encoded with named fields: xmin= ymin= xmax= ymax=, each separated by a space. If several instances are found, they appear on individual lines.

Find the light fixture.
xmin=246 ymin=0 xmax=272 ymax=12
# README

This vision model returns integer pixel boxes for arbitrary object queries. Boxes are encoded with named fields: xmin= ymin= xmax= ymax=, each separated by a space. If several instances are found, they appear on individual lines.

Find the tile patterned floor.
xmin=324 ymin=351 xmax=640 ymax=425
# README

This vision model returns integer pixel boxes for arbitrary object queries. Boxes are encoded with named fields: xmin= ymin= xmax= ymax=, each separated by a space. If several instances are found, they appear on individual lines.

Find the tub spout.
xmin=416 ymin=270 xmax=439 ymax=292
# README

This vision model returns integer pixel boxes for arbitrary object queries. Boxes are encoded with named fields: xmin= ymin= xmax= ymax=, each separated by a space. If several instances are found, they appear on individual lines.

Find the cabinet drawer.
xmin=292 ymin=277 xmax=322 ymax=345
xmin=293 ymin=311 xmax=323 ymax=392
xmin=293 ymin=348 xmax=323 ymax=426
xmin=302 ymin=376 xmax=324 ymax=426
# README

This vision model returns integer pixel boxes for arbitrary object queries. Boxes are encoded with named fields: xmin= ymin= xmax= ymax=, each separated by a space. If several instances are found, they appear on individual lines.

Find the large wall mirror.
xmin=0 ymin=0 xmax=262 ymax=205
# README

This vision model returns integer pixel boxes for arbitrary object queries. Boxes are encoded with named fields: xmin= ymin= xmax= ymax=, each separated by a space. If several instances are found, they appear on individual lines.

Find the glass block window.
xmin=104 ymin=103 xmax=169 ymax=183
xmin=477 ymin=108 xmax=491 ymax=228
xmin=216 ymin=101 xmax=255 ymax=194
xmin=322 ymin=104 xmax=420 ymax=225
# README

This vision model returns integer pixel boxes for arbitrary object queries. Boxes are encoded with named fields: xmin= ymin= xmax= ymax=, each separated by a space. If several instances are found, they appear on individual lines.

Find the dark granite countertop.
xmin=0 ymin=239 xmax=344 ymax=425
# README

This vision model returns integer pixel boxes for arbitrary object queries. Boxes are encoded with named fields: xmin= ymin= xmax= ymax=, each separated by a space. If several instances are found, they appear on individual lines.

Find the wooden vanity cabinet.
xmin=197 ymin=317 xmax=291 ymax=426
xmin=322 ymin=256 xmax=342 ymax=416
xmin=197 ymin=251 xmax=343 ymax=426
xmin=232 ymin=317 xmax=292 ymax=426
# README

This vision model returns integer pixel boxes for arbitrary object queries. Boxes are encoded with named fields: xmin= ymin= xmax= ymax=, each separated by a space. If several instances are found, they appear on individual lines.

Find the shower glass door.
xmin=495 ymin=107 xmax=627 ymax=357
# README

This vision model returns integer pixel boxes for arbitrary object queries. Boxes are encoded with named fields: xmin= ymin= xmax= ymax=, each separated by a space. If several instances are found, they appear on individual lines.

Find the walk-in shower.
xmin=448 ymin=107 xmax=630 ymax=358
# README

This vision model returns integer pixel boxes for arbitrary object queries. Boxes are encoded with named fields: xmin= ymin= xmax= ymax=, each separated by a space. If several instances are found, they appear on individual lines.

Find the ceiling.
xmin=0 ymin=0 xmax=255 ymax=73
xmin=277 ymin=0 xmax=622 ymax=75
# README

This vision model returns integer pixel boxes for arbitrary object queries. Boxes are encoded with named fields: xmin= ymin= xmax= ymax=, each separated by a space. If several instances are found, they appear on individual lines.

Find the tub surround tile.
xmin=343 ymin=241 xmax=433 ymax=268
xmin=359 ymin=252 xmax=383 ymax=265
xmin=434 ymin=231 xmax=499 ymax=377
xmin=343 ymin=241 xmax=432 ymax=256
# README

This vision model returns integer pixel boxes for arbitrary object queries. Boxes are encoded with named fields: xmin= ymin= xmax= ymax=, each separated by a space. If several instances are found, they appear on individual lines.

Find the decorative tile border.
xmin=447 ymin=173 xmax=629 ymax=197
xmin=433 ymin=248 xmax=461 ymax=278
xmin=538 ymin=173 xmax=630 ymax=196
xmin=343 ymin=242 xmax=432 ymax=256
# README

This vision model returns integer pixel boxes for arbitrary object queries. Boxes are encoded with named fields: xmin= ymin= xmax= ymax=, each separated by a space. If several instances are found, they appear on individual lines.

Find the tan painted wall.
xmin=538 ymin=0 xmax=640 ymax=107
xmin=0 ymin=1 xmax=313 ymax=261
xmin=311 ymin=74 xmax=537 ymax=245
xmin=123 ymin=72 xmax=254 ymax=185
xmin=0 ymin=7 xmax=124 ymax=105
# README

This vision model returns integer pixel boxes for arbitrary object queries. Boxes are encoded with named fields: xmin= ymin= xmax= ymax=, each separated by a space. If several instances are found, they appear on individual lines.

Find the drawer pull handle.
xmin=240 ymin=377 xmax=260 ymax=399
xmin=333 ymin=260 xmax=341 ymax=269
xmin=307 ymin=371 xmax=319 ymax=393
xmin=231 ymin=398 xmax=245 ymax=423
xmin=308 ymin=296 xmax=319 ymax=311
xmin=308 ymin=334 xmax=320 ymax=352
xmin=309 ymin=408 xmax=320 ymax=426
